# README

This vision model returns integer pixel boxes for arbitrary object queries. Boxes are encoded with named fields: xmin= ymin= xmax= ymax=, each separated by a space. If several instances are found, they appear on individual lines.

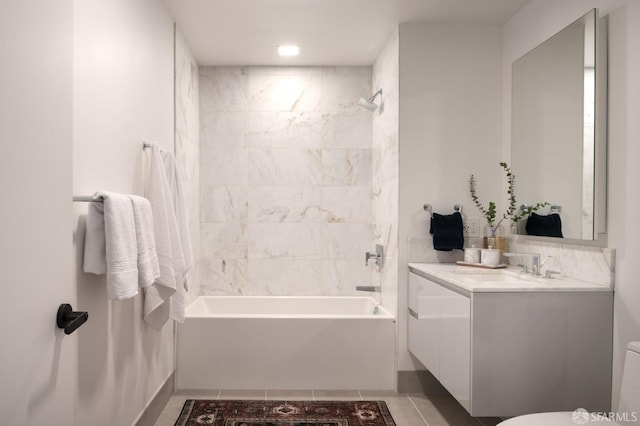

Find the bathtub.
xmin=176 ymin=296 xmax=396 ymax=390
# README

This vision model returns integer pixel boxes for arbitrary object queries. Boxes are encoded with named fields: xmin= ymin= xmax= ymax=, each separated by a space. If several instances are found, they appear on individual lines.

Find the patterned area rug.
xmin=174 ymin=399 xmax=397 ymax=426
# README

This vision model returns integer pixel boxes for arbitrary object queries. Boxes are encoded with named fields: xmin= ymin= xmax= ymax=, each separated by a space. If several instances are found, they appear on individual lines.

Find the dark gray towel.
xmin=430 ymin=211 xmax=464 ymax=251
xmin=526 ymin=212 xmax=563 ymax=237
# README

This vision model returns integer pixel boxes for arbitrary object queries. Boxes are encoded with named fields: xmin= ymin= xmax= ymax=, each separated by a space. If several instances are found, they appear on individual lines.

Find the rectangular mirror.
xmin=511 ymin=9 xmax=606 ymax=242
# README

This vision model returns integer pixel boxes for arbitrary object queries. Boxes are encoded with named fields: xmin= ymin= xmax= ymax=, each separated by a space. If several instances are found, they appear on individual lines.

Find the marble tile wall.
xmin=199 ymin=66 xmax=374 ymax=296
xmin=508 ymin=237 xmax=615 ymax=287
xmin=372 ymin=29 xmax=400 ymax=316
xmin=175 ymin=29 xmax=200 ymax=304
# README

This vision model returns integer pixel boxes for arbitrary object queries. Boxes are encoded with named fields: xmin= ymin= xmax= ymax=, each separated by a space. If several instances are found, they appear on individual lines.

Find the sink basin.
xmin=454 ymin=269 xmax=536 ymax=285
xmin=463 ymin=273 xmax=515 ymax=282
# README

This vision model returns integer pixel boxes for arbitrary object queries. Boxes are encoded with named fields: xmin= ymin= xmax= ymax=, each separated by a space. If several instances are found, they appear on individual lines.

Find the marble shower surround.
xmin=199 ymin=66 xmax=374 ymax=296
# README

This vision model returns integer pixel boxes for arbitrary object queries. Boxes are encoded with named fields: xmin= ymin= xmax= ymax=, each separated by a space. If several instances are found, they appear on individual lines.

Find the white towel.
xmin=162 ymin=151 xmax=194 ymax=278
xmin=143 ymin=143 xmax=180 ymax=330
xmin=128 ymin=195 xmax=160 ymax=288
xmin=83 ymin=191 xmax=139 ymax=300
xmin=83 ymin=196 xmax=107 ymax=275
xmin=161 ymin=150 xmax=194 ymax=323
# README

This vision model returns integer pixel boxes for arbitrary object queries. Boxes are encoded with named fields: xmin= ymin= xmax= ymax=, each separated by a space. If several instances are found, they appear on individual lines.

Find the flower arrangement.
xmin=469 ymin=162 xmax=548 ymax=229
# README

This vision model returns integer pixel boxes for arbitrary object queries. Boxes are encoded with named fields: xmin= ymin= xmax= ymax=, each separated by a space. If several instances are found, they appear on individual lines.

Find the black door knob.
xmin=56 ymin=304 xmax=88 ymax=335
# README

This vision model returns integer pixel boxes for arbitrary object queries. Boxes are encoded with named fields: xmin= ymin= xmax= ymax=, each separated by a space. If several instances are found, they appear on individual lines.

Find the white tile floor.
xmin=154 ymin=389 xmax=502 ymax=426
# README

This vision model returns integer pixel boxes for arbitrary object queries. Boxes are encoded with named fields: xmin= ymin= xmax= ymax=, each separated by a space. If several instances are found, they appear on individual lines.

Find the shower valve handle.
xmin=365 ymin=244 xmax=384 ymax=267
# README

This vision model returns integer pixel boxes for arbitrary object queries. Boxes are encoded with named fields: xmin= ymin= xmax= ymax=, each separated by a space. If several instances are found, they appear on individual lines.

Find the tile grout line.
xmin=406 ymin=394 xmax=430 ymax=426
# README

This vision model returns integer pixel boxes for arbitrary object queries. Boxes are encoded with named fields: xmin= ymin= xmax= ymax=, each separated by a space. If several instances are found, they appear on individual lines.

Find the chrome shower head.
xmin=357 ymin=89 xmax=383 ymax=111
xmin=358 ymin=97 xmax=378 ymax=111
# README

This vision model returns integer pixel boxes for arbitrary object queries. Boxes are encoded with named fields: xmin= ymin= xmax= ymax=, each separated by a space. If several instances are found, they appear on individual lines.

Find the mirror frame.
xmin=510 ymin=9 xmax=608 ymax=246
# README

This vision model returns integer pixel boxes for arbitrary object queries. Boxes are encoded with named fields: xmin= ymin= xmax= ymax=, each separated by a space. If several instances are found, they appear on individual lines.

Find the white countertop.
xmin=408 ymin=263 xmax=613 ymax=293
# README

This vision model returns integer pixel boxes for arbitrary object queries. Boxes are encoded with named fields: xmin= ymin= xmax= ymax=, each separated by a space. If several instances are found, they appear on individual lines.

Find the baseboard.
xmin=134 ymin=371 xmax=175 ymax=426
xmin=397 ymin=370 xmax=448 ymax=394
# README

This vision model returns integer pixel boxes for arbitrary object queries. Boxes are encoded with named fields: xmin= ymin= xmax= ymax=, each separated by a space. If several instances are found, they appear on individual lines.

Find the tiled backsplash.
xmin=508 ymin=237 xmax=615 ymax=287
xmin=406 ymin=218 xmax=614 ymax=288
xmin=199 ymin=66 xmax=374 ymax=296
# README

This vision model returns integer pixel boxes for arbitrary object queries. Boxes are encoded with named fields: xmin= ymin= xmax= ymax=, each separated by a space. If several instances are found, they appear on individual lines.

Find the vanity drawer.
xmin=408 ymin=272 xmax=471 ymax=411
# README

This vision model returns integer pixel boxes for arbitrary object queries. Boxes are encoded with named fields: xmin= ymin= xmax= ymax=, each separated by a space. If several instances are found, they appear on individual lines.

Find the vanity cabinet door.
xmin=439 ymin=287 xmax=471 ymax=410
xmin=408 ymin=273 xmax=440 ymax=373
xmin=408 ymin=273 xmax=471 ymax=411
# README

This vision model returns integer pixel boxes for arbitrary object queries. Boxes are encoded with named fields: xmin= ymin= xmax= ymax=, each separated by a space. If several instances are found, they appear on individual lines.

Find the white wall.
xmin=503 ymin=0 xmax=640 ymax=409
xmin=605 ymin=1 xmax=640 ymax=408
xmin=0 ymin=1 xmax=75 ymax=424
xmin=398 ymin=24 xmax=504 ymax=371
xmin=72 ymin=0 xmax=176 ymax=424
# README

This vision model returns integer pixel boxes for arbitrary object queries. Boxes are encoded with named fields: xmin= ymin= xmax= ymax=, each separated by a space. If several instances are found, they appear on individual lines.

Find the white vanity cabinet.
xmin=408 ymin=265 xmax=614 ymax=418
xmin=408 ymin=272 xmax=471 ymax=410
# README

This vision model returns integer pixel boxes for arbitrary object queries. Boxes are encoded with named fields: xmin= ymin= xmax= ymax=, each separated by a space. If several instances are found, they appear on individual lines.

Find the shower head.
xmin=357 ymin=89 xmax=383 ymax=112
xmin=358 ymin=97 xmax=378 ymax=111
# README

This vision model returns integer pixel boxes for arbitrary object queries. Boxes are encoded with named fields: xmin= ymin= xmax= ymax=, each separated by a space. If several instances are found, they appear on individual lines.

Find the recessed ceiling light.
xmin=278 ymin=45 xmax=300 ymax=57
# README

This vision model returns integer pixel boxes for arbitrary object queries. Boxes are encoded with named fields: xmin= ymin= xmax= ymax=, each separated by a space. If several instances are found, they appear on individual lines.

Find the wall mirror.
xmin=511 ymin=9 xmax=606 ymax=242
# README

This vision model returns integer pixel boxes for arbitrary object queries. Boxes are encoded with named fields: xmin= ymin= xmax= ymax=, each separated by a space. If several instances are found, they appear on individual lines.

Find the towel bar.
xmin=73 ymin=195 xmax=104 ymax=203
xmin=423 ymin=203 xmax=463 ymax=218
xmin=520 ymin=204 xmax=561 ymax=214
xmin=74 ymin=142 xmax=152 ymax=203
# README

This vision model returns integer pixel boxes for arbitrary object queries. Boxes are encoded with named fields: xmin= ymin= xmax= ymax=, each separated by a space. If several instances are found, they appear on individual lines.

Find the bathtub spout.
xmin=355 ymin=285 xmax=381 ymax=293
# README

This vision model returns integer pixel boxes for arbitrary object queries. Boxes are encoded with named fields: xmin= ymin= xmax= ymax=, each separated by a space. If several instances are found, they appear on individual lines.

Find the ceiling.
xmin=163 ymin=0 xmax=530 ymax=66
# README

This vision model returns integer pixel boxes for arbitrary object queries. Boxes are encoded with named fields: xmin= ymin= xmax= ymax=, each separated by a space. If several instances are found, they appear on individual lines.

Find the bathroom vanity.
xmin=408 ymin=263 xmax=613 ymax=417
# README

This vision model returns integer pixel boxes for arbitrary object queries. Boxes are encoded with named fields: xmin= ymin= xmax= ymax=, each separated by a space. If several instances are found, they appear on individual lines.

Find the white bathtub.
xmin=177 ymin=296 xmax=396 ymax=390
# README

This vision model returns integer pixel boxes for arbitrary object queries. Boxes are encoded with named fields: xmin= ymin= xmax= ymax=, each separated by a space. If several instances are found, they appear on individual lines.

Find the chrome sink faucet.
xmin=504 ymin=252 xmax=541 ymax=276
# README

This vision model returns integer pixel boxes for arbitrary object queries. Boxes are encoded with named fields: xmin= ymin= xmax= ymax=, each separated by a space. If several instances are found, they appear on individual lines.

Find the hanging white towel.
xmin=143 ymin=143 xmax=181 ymax=330
xmin=161 ymin=150 xmax=194 ymax=323
xmin=83 ymin=191 xmax=139 ymax=300
xmin=83 ymin=197 xmax=107 ymax=275
xmin=162 ymin=150 xmax=193 ymax=278
xmin=128 ymin=195 xmax=160 ymax=288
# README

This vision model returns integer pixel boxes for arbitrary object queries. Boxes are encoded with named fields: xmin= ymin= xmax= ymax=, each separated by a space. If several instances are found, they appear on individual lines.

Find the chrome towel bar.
xmin=73 ymin=195 xmax=104 ymax=203
xmin=423 ymin=203 xmax=463 ymax=218
xmin=74 ymin=142 xmax=153 ymax=203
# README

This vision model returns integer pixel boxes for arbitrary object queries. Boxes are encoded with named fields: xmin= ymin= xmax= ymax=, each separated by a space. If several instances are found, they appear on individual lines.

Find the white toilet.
xmin=499 ymin=342 xmax=640 ymax=426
